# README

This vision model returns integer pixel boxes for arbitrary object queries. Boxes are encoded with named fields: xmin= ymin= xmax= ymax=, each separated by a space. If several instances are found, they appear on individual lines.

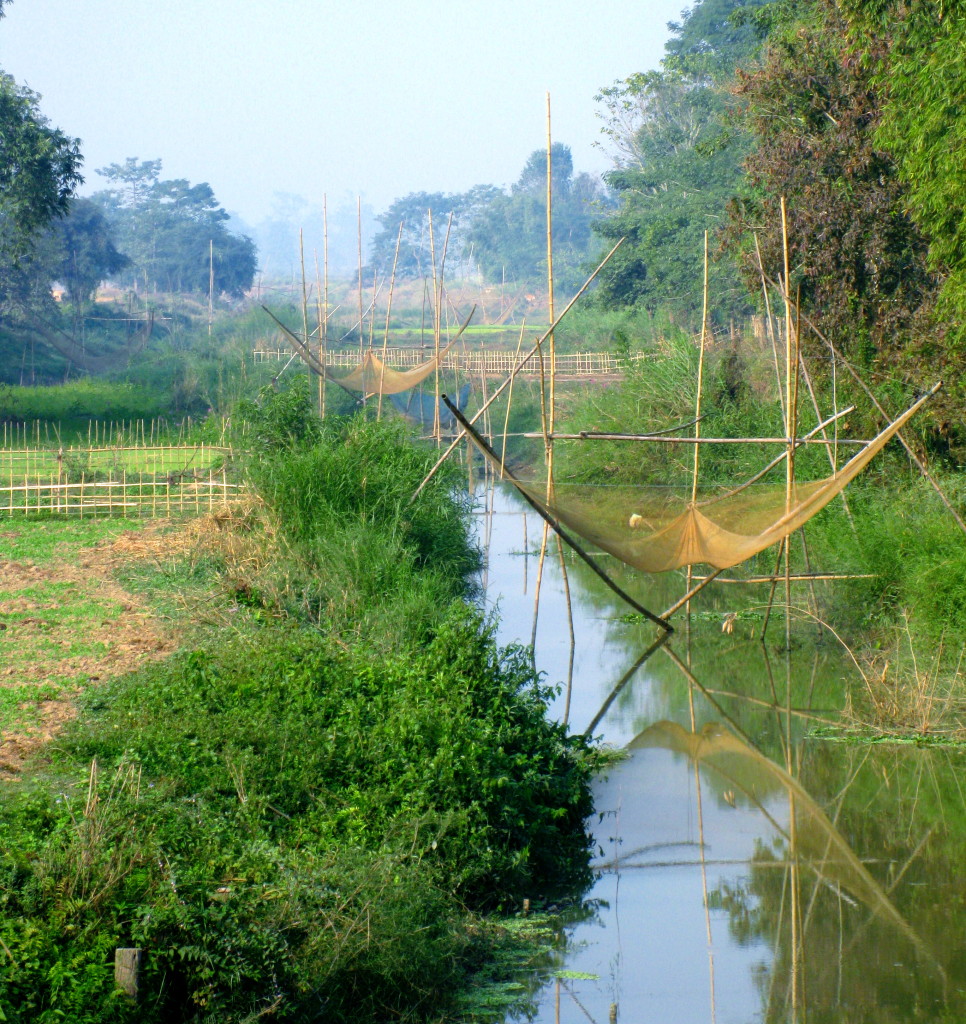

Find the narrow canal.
xmin=478 ymin=482 xmax=966 ymax=1024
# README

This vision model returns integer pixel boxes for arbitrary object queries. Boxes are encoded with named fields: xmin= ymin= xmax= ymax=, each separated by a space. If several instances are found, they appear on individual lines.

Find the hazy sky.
xmin=0 ymin=0 xmax=685 ymax=224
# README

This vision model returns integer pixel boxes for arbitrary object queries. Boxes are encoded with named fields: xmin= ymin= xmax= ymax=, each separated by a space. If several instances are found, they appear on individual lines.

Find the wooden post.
xmin=114 ymin=947 xmax=142 ymax=1001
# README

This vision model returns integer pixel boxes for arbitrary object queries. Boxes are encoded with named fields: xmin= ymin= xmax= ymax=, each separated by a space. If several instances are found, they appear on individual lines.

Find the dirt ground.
xmin=0 ymin=528 xmax=178 ymax=777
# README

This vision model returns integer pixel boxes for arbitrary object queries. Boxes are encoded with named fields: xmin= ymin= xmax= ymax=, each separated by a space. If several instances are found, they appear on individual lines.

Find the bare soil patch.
xmin=0 ymin=526 xmax=179 ymax=776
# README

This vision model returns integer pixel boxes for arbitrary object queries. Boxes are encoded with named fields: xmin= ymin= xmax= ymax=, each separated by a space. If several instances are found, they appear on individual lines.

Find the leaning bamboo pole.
xmin=408 ymin=238 xmax=626 ymax=504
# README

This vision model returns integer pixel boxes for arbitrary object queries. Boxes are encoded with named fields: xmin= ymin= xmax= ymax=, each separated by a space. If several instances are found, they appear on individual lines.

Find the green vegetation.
xmin=0 ymin=383 xmax=600 ymax=1022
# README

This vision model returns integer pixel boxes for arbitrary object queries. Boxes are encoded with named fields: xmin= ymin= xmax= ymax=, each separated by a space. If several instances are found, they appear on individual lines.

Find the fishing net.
xmin=329 ymin=341 xmax=458 ymax=395
xmin=507 ymin=388 xmax=931 ymax=573
xmin=267 ymin=305 xmax=472 ymax=396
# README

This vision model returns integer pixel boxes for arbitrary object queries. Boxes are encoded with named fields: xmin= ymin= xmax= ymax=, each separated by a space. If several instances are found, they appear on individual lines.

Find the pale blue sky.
xmin=0 ymin=0 xmax=685 ymax=222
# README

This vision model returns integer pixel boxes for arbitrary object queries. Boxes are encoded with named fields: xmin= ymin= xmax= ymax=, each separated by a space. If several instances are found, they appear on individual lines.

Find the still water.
xmin=477 ymin=483 xmax=966 ymax=1024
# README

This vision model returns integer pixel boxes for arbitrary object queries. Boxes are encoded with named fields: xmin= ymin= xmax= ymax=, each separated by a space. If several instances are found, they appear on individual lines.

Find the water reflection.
xmin=476 ymin=482 xmax=966 ymax=1024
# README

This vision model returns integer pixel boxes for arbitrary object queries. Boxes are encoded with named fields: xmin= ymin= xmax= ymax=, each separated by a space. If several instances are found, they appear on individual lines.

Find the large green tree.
xmin=51 ymin=197 xmax=128 ymax=306
xmin=464 ymin=143 xmax=609 ymax=291
xmin=840 ymin=2 xmax=966 ymax=343
xmin=94 ymin=158 xmax=257 ymax=297
xmin=590 ymin=0 xmax=771 ymax=326
xmin=724 ymin=1 xmax=936 ymax=361
xmin=367 ymin=186 xmax=501 ymax=279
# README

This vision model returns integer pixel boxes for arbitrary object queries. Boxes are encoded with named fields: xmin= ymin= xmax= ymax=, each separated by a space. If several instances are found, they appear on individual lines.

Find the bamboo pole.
xmin=356 ymin=196 xmax=365 ymax=408
xmin=781 ymin=198 xmax=794 ymax=651
xmin=429 ymin=211 xmax=440 ymax=440
xmin=409 ymin=238 xmax=626 ymax=504
xmin=299 ymin=228 xmax=310 ymax=387
xmin=686 ymin=231 xmax=710 ymax=624
xmin=755 ymin=233 xmax=786 ymax=422
xmin=322 ymin=194 xmax=329 ymax=417
xmin=377 ymin=221 xmax=405 ymax=420
xmin=314 ymin=250 xmax=326 ymax=419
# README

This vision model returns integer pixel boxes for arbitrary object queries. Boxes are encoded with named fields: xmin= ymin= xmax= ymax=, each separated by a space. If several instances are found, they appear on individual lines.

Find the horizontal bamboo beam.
xmin=690 ymin=572 xmax=878 ymax=583
xmin=524 ymin=432 xmax=868 ymax=446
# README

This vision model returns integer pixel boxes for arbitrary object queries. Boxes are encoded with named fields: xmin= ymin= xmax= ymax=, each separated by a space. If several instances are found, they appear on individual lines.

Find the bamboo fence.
xmin=0 ymin=442 xmax=239 ymax=517
xmin=252 ymin=347 xmax=650 ymax=376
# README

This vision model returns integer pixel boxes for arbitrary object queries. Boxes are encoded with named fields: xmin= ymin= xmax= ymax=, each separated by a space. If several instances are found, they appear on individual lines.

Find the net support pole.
xmin=443 ymin=394 xmax=673 ymax=633
xmin=408 ymin=238 xmax=625 ymax=505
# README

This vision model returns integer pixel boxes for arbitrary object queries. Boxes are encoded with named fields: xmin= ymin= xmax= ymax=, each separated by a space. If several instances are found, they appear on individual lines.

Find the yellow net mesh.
xmin=512 ymin=390 xmax=929 ymax=573
xmin=327 ymin=339 xmax=458 ymax=395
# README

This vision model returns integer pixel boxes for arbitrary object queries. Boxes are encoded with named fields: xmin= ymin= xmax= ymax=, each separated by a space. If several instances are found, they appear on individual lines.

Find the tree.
xmin=722 ymin=0 xmax=937 ymax=372
xmin=465 ymin=145 xmax=610 ymax=290
xmin=367 ymin=187 xmax=500 ymax=279
xmin=94 ymin=159 xmax=257 ymax=297
xmin=589 ymin=0 xmax=771 ymax=325
xmin=840 ymin=1 xmax=966 ymax=338
xmin=51 ymin=198 xmax=128 ymax=306
xmin=0 ymin=72 xmax=82 ymax=263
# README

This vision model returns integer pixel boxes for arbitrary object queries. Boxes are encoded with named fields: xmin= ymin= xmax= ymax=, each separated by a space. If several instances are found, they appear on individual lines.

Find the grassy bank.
xmin=0 ymin=382 xmax=599 ymax=1022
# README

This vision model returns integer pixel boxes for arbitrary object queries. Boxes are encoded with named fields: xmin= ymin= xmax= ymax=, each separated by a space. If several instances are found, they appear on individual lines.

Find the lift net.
xmin=511 ymin=388 xmax=931 ymax=574
xmin=329 ymin=341 xmax=458 ymax=395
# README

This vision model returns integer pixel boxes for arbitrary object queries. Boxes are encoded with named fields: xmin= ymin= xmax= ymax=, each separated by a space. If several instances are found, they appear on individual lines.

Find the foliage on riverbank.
xmin=0 ymin=382 xmax=599 ymax=1022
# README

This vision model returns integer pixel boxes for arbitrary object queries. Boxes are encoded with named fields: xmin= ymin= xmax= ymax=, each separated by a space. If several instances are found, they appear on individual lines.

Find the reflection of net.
xmin=513 ymin=391 xmax=928 ymax=573
xmin=630 ymin=721 xmax=921 ymax=946
xmin=390 ymin=382 xmax=471 ymax=429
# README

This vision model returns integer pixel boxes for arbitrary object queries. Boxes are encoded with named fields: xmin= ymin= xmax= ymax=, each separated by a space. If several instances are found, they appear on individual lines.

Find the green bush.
xmin=0 ymin=609 xmax=596 ymax=1021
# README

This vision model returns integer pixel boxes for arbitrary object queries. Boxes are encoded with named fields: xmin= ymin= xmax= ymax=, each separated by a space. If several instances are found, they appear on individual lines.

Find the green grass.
xmin=0 ymin=518 xmax=139 ymax=562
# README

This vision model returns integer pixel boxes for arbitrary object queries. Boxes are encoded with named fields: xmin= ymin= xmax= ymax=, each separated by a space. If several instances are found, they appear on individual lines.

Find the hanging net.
xmin=505 ymin=387 xmax=934 ymax=574
xmin=265 ymin=305 xmax=474 ymax=396
xmin=329 ymin=340 xmax=459 ymax=395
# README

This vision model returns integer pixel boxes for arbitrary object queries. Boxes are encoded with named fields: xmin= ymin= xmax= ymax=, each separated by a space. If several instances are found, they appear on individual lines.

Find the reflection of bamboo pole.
xmin=584 ymin=632 xmax=670 ymax=735
xmin=559 ymin=533 xmax=576 ymax=727
xmin=500 ymin=323 xmax=526 ymax=476
xmin=377 ymin=222 xmax=404 ymax=420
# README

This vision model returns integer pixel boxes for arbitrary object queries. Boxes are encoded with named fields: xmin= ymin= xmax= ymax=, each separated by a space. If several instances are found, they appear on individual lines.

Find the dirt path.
xmin=0 ymin=528 xmax=177 ymax=776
